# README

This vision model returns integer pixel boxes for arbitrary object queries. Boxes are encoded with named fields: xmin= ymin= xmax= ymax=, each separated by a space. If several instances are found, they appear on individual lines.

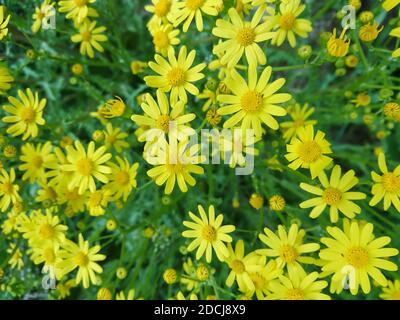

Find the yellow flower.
xmin=319 ymin=220 xmax=399 ymax=295
xmin=7 ymin=243 xmax=24 ymax=270
xmin=264 ymin=0 xmax=313 ymax=48
xmin=30 ymin=244 xmax=63 ymax=277
xmin=0 ymin=168 xmax=21 ymax=212
xmin=131 ymin=90 xmax=196 ymax=143
xmin=145 ymin=0 xmax=173 ymax=27
xmin=100 ymin=96 xmax=126 ymax=118
xmin=380 ymin=280 xmax=400 ymax=300
xmin=19 ymin=142 xmax=56 ymax=183
xmin=182 ymin=204 xmax=235 ymax=263
xmin=285 ymin=125 xmax=333 ymax=179
xmin=58 ymin=0 xmax=96 ymax=24
xmin=116 ymin=289 xmax=138 ymax=300
xmin=389 ymin=27 xmax=400 ymax=58
xmin=32 ymin=0 xmax=55 ymax=33
xmin=169 ymin=0 xmax=219 ymax=32
xmin=245 ymin=256 xmax=281 ymax=300
xmin=151 ymin=23 xmax=180 ymax=56
xmin=144 ymin=46 xmax=205 ymax=104
xmin=327 ymin=28 xmax=350 ymax=58
xmin=97 ymin=288 xmax=112 ymax=300
xmin=163 ymin=268 xmax=177 ymax=284
xmin=86 ymin=188 xmax=112 ymax=216
xmin=359 ymin=22 xmax=383 ymax=42
xmin=0 ymin=6 xmax=10 ymax=40
xmin=18 ymin=208 xmax=68 ymax=247
xmin=212 ymin=7 xmax=275 ymax=68
xmin=106 ymin=156 xmax=139 ymax=202
xmin=267 ymin=269 xmax=330 ymax=300
xmin=130 ymin=60 xmax=147 ymax=75
xmin=225 ymin=240 xmax=262 ymax=292
xmin=62 ymin=141 xmax=112 ymax=194
xmin=383 ymin=0 xmax=400 ymax=11
xmin=0 ymin=65 xmax=13 ymax=94
xmin=57 ymin=234 xmax=106 ymax=288
xmin=269 ymin=195 xmax=286 ymax=211
xmin=280 ymin=103 xmax=316 ymax=141
xmin=384 ymin=102 xmax=400 ymax=120
xmin=345 ymin=55 xmax=359 ymax=68
xmin=249 ymin=193 xmax=264 ymax=210
xmin=217 ymin=66 xmax=291 ymax=138
xmin=2 ymin=88 xmax=47 ymax=140
xmin=351 ymin=92 xmax=371 ymax=107
xmin=369 ymin=152 xmax=400 ymax=212
xmin=103 ymin=123 xmax=129 ymax=153
xmin=146 ymin=140 xmax=205 ymax=194
xmin=300 ymin=165 xmax=366 ymax=223
xmin=71 ymin=21 xmax=108 ymax=58
xmin=57 ymin=186 xmax=87 ymax=214
xmin=257 ymin=224 xmax=319 ymax=275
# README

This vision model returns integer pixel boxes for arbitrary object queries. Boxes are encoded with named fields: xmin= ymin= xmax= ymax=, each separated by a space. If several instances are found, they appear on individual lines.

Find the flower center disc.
xmin=156 ymin=114 xmax=171 ymax=133
xmin=21 ymin=107 xmax=36 ymax=123
xmin=297 ymin=141 xmax=322 ymax=163
xmin=236 ymin=27 xmax=256 ymax=47
xmin=202 ymin=225 xmax=217 ymax=241
xmin=382 ymin=173 xmax=400 ymax=193
xmin=186 ymin=0 xmax=205 ymax=10
xmin=116 ymin=171 xmax=130 ymax=185
xmin=153 ymin=31 xmax=170 ymax=49
xmin=323 ymin=187 xmax=342 ymax=205
xmin=241 ymin=91 xmax=263 ymax=113
xmin=280 ymin=245 xmax=298 ymax=263
xmin=345 ymin=246 xmax=369 ymax=268
xmin=167 ymin=68 xmax=185 ymax=87
xmin=74 ymin=251 xmax=89 ymax=267
xmin=279 ymin=13 xmax=296 ymax=30
xmin=155 ymin=0 xmax=171 ymax=17
xmin=231 ymin=259 xmax=245 ymax=274
xmin=286 ymin=288 xmax=305 ymax=300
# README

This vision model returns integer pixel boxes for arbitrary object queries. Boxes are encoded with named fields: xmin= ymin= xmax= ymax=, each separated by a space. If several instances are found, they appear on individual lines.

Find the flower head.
xmin=300 ymin=165 xmax=367 ymax=223
xmin=327 ymin=28 xmax=350 ymax=58
xmin=3 ymin=89 xmax=46 ymax=140
xmin=71 ymin=21 xmax=108 ymax=58
xmin=182 ymin=204 xmax=235 ymax=263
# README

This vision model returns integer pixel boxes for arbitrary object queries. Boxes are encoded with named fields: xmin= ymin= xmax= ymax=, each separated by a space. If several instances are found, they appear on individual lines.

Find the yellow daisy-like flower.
xmin=30 ymin=243 xmax=62 ymax=277
xmin=71 ymin=21 xmax=108 ymax=58
xmin=57 ymin=234 xmax=106 ymax=289
xmin=2 ymin=88 xmax=47 ymax=140
xmin=151 ymin=23 xmax=180 ymax=56
xmin=19 ymin=142 xmax=56 ymax=183
xmin=319 ymin=220 xmax=399 ymax=295
xmin=145 ymin=0 xmax=173 ymax=27
xmin=169 ymin=0 xmax=219 ymax=32
xmin=106 ymin=156 xmax=139 ymax=202
xmin=217 ymin=66 xmax=291 ymax=138
xmin=389 ymin=27 xmax=400 ymax=58
xmin=100 ymin=96 xmax=126 ymax=118
xmin=7 ymin=243 xmax=24 ymax=270
xmin=86 ymin=188 xmax=112 ymax=216
xmin=32 ymin=0 xmax=55 ymax=33
xmin=146 ymin=140 xmax=205 ymax=194
xmin=351 ymin=92 xmax=371 ymax=107
xmin=182 ymin=204 xmax=235 ymax=263
xmin=359 ymin=21 xmax=383 ymax=42
xmin=369 ymin=152 xmax=400 ymax=212
xmin=299 ymin=165 xmax=367 ymax=223
xmin=0 ymin=168 xmax=21 ymax=212
xmin=225 ymin=240 xmax=262 ymax=292
xmin=244 ymin=257 xmax=282 ymax=300
xmin=18 ymin=209 xmax=68 ymax=247
xmin=62 ymin=141 xmax=112 ymax=194
xmin=0 ymin=65 xmax=14 ymax=94
xmin=285 ymin=125 xmax=333 ymax=179
xmin=267 ymin=269 xmax=330 ymax=300
xmin=280 ymin=103 xmax=316 ymax=142
xmin=257 ymin=224 xmax=320 ymax=276
xmin=212 ymin=7 xmax=275 ymax=68
xmin=0 ymin=5 xmax=10 ymax=40
xmin=327 ymin=28 xmax=350 ymax=58
xmin=58 ymin=0 xmax=95 ymax=24
xmin=103 ymin=123 xmax=129 ymax=153
xmin=264 ymin=0 xmax=313 ymax=48
xmin=383 ymin=0 xmax=400 ymax=11
xmin=57 ymin=186 xmax=87 ymax=214
xmin=145 ymin=46 xmax=205 ymax=104
xmin=131 ymin=90 xmax=195 ymax=143
xmin=380 ymin=280 xmax=400 ymax=300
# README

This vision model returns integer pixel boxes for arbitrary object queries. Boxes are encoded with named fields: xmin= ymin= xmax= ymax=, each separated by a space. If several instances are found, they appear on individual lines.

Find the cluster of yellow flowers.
xmin=0 ymin=0 xmax=400 ymax=301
